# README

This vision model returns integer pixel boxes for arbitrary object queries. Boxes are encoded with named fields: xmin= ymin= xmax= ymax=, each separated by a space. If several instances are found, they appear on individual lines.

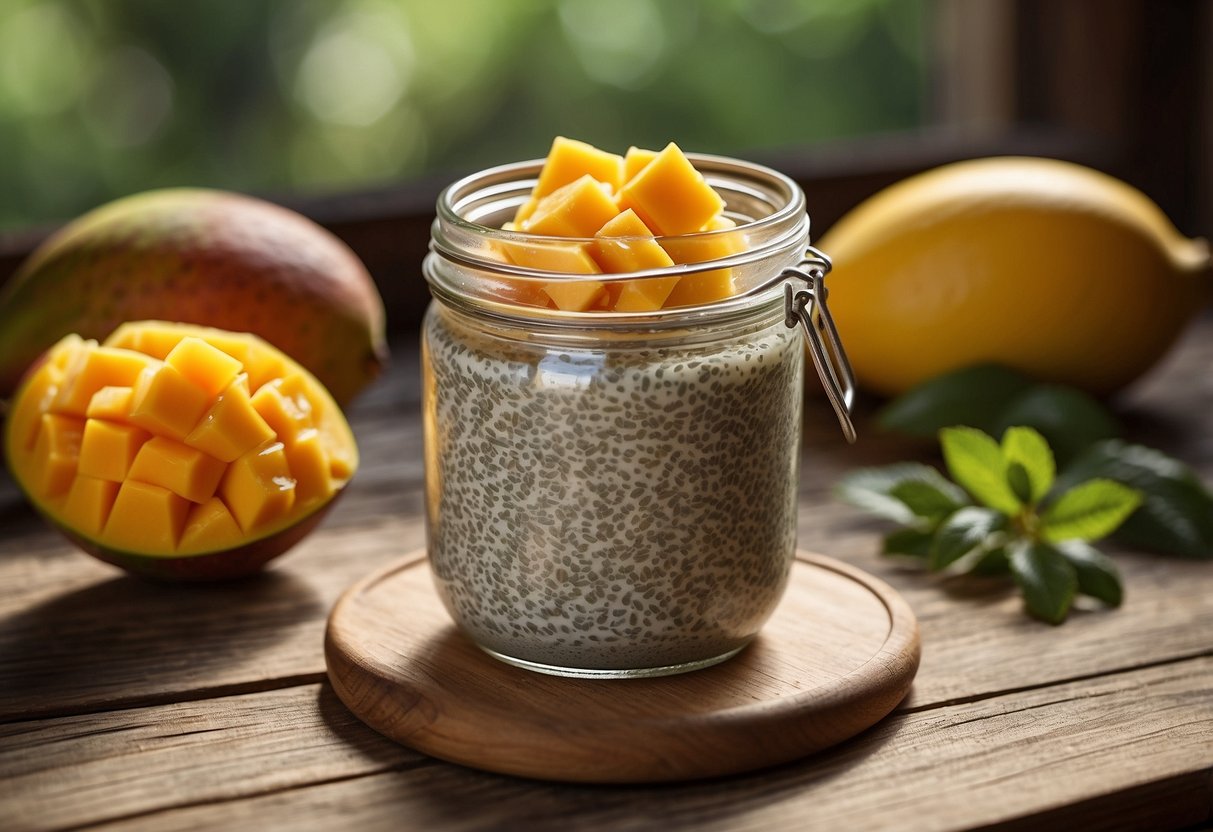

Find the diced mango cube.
xmin=498 ymin=239 xmax=603 ymax=275
xmin=623 ymin=146 xmax=659 ymax=181
xmin=179 ymin=497 xmax=245 ymax=555
xmin=104 ymin=480 xmax=190 ymax=553
xmin=11 ymin=363 xmax=62 ymax=452
xmin=512 ymin=196 xmax=540 ymax=226
xmin=32 ymin=414 xmax=85 ymax=498
xmin=541 ymin=281 xmax=608 ymax=312
xmin=617 ymin=142 xmax=724 ymax=235
xmin=165 ymin=337 xmax=243 ymax=398
xmin=128 ymin=436 xmax=226 ymax=504
xmin=534 ymin=137 xmax=625 ymax=198
xmin=47 ymin=334 xmax=86 ymax=370
xmin=61 ymin=476 xmax=120 ymax=537
xmin=285 ymin=428 xmax=335 ymax=504
xmin=591 ymin=209 xmax=675 ymax=270
xmin=221 ymin=442 xmax=297 ymax=532
xmin=251 ymin=381 xmax=313 ymax=445
xmin=521 ymin=175 xmax=620 ymax=238
xmin=322 ymin=430 xmax=356 ymax=481
xmin=586 ymin=210 xmax=679 ymax=311
xmin=128 ymin=365 xmax=212 ymax=442
xmin=78 ymin=419 xmax=149 ymax=483
xmin=184 ymin=375 xmax=274 ymax=463
xmin=661 ymin=215 xmax=744 ymax=307
xmin=664 ymin=270 xmax=737 ymax=308
xmin=277 ymin=374 xmax=321 ymax=423
xmin=105 ymin=322 xmax=182 ymax=360
xmin=53 ymin=347 xmax=155 ymax=417
xmin=86 ymin=386 xmax=135 ymax=421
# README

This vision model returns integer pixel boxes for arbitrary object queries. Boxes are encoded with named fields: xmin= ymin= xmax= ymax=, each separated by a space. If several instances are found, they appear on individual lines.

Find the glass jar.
xmin=422 ymin=154 xmax=854 ymax=679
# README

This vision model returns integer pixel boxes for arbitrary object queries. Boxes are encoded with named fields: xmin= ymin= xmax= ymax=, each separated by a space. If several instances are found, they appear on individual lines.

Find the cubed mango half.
xmin=4 ymin=321 xmax=359 ymax=567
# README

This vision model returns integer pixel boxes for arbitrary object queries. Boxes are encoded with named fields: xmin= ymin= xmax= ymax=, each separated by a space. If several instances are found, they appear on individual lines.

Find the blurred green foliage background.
xmin=0 ymin=0 xmax=926 ymax=231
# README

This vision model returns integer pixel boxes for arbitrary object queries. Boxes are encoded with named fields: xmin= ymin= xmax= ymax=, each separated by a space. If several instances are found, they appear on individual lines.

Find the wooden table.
xmin=2 ymin=314 xmax=1211 ymax=832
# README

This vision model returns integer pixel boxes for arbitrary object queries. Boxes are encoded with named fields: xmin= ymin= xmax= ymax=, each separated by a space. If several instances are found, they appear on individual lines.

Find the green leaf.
xmin=888 ymin=480 xmax=965 ymax=527
xmin=883 ymin=528 xmax=935 ymax=558
xmin=1057 ymin=441 xmax=1213 ymax=559
xmin=1006 ymin=462 xmax=1033 ymax=505
xmin=930 ymin=507 xmax=1007 ymax=571
xmin=834 ymin=463 xmax=968 ymax=526
xmin=878 ymin=364 xmax=1034 ymax=437
xmin=991 ymin=385 xmax=1120 ymax=466
xmin=1001 ymin=426 xmax=1055 ymax=503
xmin=939 ymin=426 xmax=1021 ymax=515
xmin=1056 ymin=540 xmax=1123 ymax=607
xmin=1009 ymin=540 xmax=1078 ymax=624
xmin=970 ymin=546 xmax=1011 ymax=575
xmin=1040 ymin=478 xmax=1143 ymax=543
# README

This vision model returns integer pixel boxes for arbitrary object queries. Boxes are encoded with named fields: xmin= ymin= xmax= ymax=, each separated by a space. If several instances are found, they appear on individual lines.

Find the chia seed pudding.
xmin=423 ymin=302 xmax=804 ymax=675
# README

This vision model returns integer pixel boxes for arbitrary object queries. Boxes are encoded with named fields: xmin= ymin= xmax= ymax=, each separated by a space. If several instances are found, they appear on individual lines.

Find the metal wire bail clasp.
xmin=783 ymin=246 xmax=857 ymax=443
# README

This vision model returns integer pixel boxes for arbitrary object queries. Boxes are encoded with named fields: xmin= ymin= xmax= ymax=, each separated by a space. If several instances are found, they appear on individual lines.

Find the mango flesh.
xmin=500 ymin=138 xmax=742 ymax=312
xmin=0 ymin=188 xmax=387 ymax=406
xmin=4 ymin=321 xmax=359 ymax=580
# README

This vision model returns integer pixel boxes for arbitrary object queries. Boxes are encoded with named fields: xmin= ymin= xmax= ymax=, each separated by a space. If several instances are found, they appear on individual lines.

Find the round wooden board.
xmin=325 ymin=550 xmax=920 ymax=783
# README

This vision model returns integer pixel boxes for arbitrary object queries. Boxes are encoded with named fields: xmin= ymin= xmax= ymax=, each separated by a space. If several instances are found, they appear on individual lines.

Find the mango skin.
xmin=0 ymin=188 xmax=387 ymax=406
xmin=53 ymin=498 xmax=338 ymax=581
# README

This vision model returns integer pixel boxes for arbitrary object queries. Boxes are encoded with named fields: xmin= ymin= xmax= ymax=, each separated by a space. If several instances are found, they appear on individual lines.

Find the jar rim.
xmin=432 ymin=153 xmax=808 ymax=281
xmin=425 ymin=152 xmax=811 ymax=328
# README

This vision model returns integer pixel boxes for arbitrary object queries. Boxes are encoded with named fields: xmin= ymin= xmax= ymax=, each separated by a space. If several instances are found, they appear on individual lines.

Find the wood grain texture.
xmin=2 ymin=659 xmax=1208 ymax=832
xmin=325 ymin=551 xmax=921 ymax=783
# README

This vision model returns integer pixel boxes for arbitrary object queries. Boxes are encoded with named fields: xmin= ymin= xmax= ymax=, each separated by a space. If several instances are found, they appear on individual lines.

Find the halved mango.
xmin=4 ymin=321 xmax=359 ymax=580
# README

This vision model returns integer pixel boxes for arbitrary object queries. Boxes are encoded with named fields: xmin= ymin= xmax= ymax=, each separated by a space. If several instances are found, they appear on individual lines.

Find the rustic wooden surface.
xmin=325 ymin=551 xmax=921 ymax=783
xmin=1 ymin=313 xmax=1212 ymax=831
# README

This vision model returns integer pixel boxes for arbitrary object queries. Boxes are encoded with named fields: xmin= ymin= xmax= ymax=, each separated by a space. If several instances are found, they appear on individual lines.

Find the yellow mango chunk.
xmin=128 ymin=364 xmax=211 ymax=442
xmin=179 ymin=497 xmax=245 ymax=555
xmin=285 ymin=428 xmax=335 ymax=504
xmin=322 ymin=431 xmax=356 ymax=480
xmin=522 ymin=175 xmax=621 ymax=238
xmin=128 ymin=436 xmax=226 ymax=504
xmin=251 ymin=381 xmax=313 ymax=445
xmin=512 ymin=196 xmax=540 ymax=226
xmin=588 ymin=210 xmax=678 ymax=311
xmin=104 ymin=480 xmax=190 ymax=554
xmin=32 ymin=414 xmax=85 ymax=498
xmin=53 ymin=347 xmax=155 ymax=417
xmin=78 ymin=419 xmax=150 ymax=483
xmin=499 ymin=239 xmax=603 ymax=275
xmin=243 ymin=345 xmax=288 ymax=393
xmin=185 ymin=375 xmax=275 ymax=463
xmin=61 ymin=476 xmax=120 ymax=537
xmin=617 ymin=142 xmax=724 ymax=235
xmin=661 ymin=215 xmax=743 ymax=307
xmin=105 ymin=322 xmax=165 ymax=356
xmin=11 ymin=363 xmax=62 ymax=452
xmin=542 ymin=281 xmax=608 ymax=312
xmin=534 ymin=136 xmax=625 ymax=198
xmin=47 ymin=334 xmax=85 ymax=370
xmin=86 ymin=386 xmax=134 ymax=421
xmin=623 ymin=146 xmax=659 ymax=181
xmin=165 ymin=337 xmax=243 ymax=398
xmin=221 ymin=442 xmax=297 ymax=532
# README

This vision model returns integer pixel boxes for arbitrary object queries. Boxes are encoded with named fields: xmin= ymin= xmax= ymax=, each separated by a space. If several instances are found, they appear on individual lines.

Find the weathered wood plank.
xmin=1 ymin=659 xmax=1208 ymax=832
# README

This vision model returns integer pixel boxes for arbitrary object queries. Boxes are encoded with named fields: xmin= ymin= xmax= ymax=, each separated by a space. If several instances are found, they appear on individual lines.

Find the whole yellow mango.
xmin=820 ymin=157 xmax=1211 ymax=397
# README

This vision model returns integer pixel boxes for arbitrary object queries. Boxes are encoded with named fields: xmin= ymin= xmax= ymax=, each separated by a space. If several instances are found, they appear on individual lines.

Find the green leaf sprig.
xmin=836 ymin=426 xmax=1142 ymax=624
